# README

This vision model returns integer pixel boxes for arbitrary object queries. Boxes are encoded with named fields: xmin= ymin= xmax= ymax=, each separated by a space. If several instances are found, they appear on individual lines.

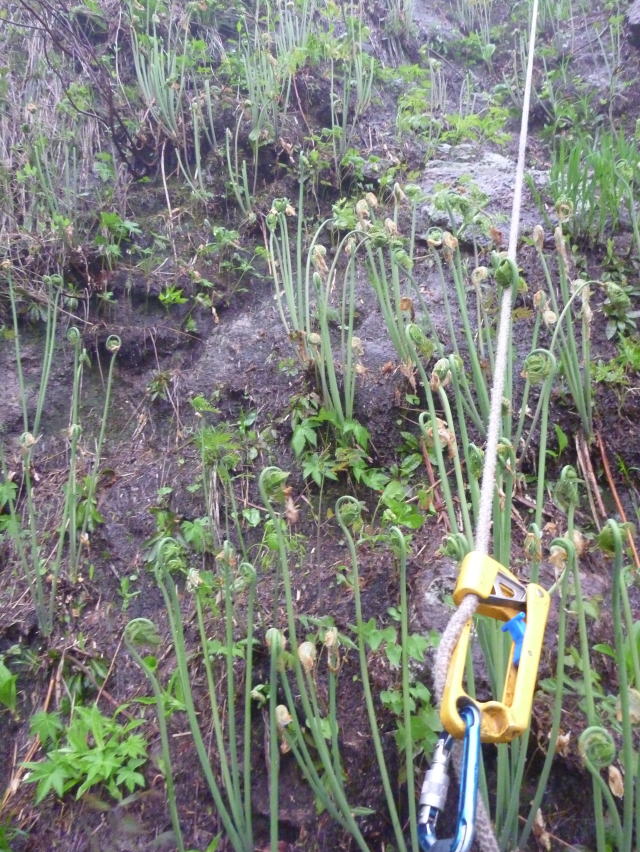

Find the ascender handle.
xmin=441 ymin=552 xmax=550 ymax=743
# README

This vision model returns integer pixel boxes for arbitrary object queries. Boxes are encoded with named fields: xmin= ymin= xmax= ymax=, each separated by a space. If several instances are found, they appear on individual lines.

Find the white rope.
xmin=474 ymin=0 xmax=540 ymax=560
xmin=432 ymin=2 xmax=540 ymax=849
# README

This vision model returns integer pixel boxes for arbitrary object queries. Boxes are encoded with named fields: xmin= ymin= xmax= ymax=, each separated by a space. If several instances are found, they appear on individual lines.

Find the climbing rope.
xmin=429 ymin=2 xmax=541 ymax=851
xmin=473 ymin=0 xmax=541 ymax=563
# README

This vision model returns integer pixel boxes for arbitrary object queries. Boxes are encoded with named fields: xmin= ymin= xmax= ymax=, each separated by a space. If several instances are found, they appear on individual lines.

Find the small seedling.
xmin=0 ymin=657 xmax=17 ymax=715
xmin=159 ymin=285 xmax=188 ymax=308
xmin=119 ymin=574 xmax=140 ymax=611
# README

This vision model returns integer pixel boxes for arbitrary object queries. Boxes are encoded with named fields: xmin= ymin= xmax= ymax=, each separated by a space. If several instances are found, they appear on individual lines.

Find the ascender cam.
xmin=441 ymin=551 xmax=550 ymax=743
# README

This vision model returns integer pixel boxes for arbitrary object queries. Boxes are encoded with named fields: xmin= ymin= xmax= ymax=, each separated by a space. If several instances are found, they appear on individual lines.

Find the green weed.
xmin=0 ymin=658 xmax=17 ymax=716
xmin=1 ymin=278 xmax=120 ymax=632
xmin=124 ymin=618 xmax=186 ymax=851
xmin=548 ymin=132 xmax=640 ymax=245
xmin=603 ymin=282 xmax=640 ymax=339
xmin=24 ymin=706 xmax=148 ymax=804
xmin=140 ymin=537 xmax=258 ymax=851
xmin=94 ymin=213 xmax=142 ymax=269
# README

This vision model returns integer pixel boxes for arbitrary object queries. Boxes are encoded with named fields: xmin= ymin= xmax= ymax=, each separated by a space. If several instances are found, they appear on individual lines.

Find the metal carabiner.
xmin=418 ymin=703 xmax=481 ymax=852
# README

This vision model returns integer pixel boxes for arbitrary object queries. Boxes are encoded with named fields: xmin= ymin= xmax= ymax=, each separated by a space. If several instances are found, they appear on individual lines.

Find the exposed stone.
xmin=628 ymin=0 xmax=640 ymax=48
xmin=415 ymin=145 xmax=547 ymax=241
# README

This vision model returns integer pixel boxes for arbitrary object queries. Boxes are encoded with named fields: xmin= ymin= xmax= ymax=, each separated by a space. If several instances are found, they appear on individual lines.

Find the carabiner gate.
xmin=418 ymin=704 xmax=481 ymax=852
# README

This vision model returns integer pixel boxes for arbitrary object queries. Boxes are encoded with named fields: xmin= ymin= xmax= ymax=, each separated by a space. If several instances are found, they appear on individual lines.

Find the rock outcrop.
xmin=629 ymin=0 xmax=640 ymax=47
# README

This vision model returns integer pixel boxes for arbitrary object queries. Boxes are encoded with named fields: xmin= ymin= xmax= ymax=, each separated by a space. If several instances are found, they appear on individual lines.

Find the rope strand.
xmin=475 ymin=0 xmax=540 ymax=559
xmin=431 ymin=2 xmax=540 ymax=849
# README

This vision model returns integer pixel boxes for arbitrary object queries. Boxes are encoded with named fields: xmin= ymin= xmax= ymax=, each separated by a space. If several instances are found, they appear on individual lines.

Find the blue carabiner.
xmin=417 ymin=703 xmax=481 ymax=852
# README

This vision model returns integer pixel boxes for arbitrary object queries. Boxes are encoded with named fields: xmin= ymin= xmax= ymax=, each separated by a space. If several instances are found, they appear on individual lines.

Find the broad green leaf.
xmin=0 ymin=660 xmax=17 ymax=713
xmin=29 ymin=711 xmax=64 ymax=746
xmin=241 ymin=508 xmax=261 ymax=527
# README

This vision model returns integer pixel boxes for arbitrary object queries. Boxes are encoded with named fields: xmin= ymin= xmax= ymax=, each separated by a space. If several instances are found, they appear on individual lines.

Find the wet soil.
xmin=1 ymin=2 xmax=640 ymax=851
